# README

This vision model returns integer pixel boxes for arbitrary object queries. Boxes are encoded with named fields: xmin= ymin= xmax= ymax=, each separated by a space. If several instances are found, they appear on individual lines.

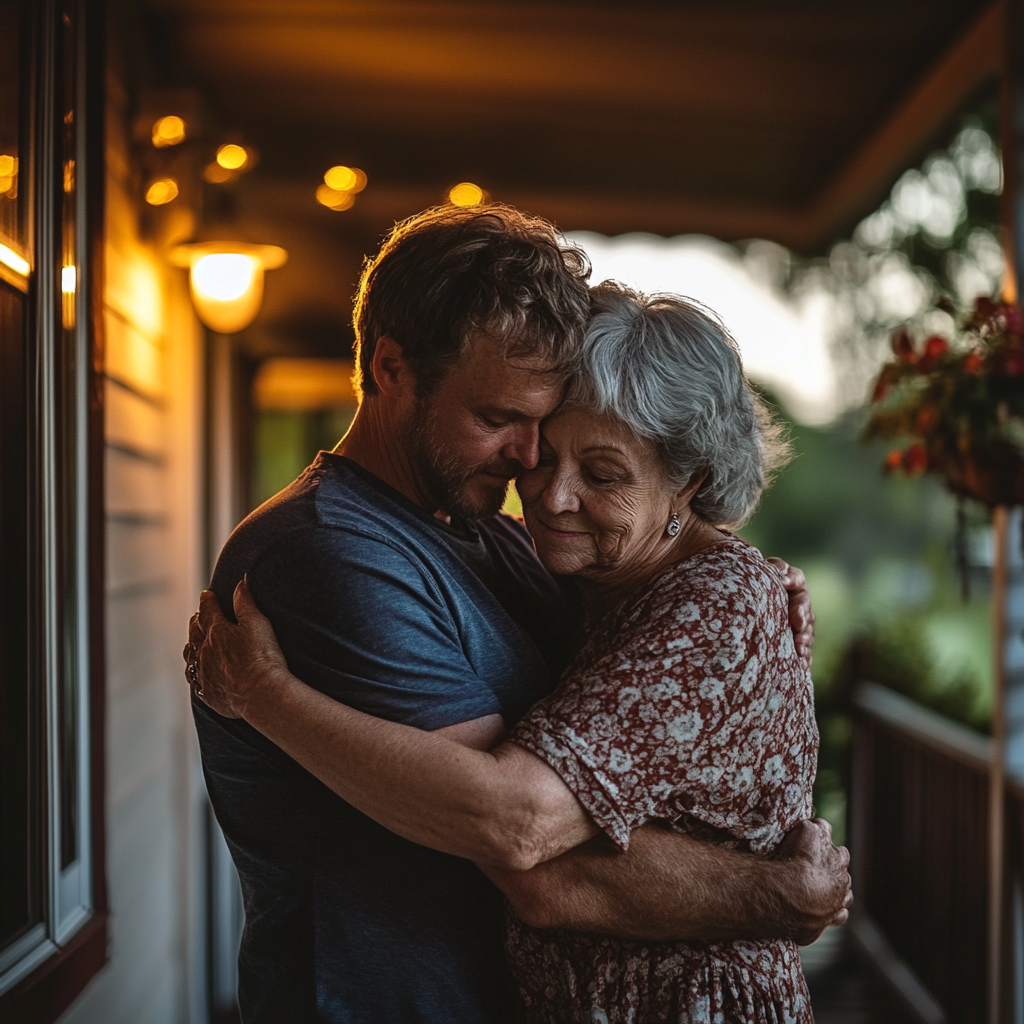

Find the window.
xmin=0 ymin=0 xmax=104 ymax=1013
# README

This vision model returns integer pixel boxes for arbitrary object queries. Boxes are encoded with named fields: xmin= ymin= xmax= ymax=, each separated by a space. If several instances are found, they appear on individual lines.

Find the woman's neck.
xmin=577 ymin=514 xmax=725 ymax=621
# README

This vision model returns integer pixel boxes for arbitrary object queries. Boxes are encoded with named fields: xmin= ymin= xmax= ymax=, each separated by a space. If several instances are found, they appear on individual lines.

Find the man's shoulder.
xmin=211 ymin=455 xmax=423 ymax=599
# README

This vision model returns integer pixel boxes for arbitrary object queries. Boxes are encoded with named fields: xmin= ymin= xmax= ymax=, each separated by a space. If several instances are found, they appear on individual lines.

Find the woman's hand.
xmin=184 ymin=578 xmax=290 ymax=720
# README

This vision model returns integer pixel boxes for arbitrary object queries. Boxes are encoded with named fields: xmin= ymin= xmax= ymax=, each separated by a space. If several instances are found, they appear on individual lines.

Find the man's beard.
xmin=406 ymin=396 xmax=517 ymax=520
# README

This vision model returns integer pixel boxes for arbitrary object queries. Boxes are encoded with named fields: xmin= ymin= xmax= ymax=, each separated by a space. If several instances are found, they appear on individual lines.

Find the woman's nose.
xmin=542 ymin=471 xmax=580 ymax=514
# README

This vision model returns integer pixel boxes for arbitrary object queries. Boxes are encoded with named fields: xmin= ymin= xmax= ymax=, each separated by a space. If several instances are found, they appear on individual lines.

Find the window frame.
xmin=0 ymin=0 xmax=107 ymax=1018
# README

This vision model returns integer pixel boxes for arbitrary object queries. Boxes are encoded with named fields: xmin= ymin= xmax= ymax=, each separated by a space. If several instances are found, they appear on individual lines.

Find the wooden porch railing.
xmin=850 ymin=682 xmax=1024 ymax=1024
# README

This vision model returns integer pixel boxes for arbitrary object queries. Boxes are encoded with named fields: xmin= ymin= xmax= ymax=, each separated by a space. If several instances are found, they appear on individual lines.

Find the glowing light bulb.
xmin=145 ymin=178 xmax=179 ymax=205
xmin=315 ymin=184 xmax=355 ymax=211
xmin=152 ymin=115 xmax=186 ymax=148
xmin=188 ymin=253 xmax=262 ymax=333
xmin=448 ymin=182 xmax=484 ymax=207
xmin=61 ymin=265 xmax=76 ymax=328
xmin=216 ymin=144 xmax=248 ymax=171
xmin=169 ymin=242 xmax=287 ymax=334
xmin=323 ymin=166 xmax=367 ymax=193
xmin=192 ymin=254 xmax=256 ymax=302
xmin=324 ymin=166 xmax=356 ymax=191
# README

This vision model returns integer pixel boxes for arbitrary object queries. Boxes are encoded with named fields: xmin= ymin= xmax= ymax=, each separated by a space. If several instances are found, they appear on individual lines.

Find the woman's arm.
xmin=191 ymin=582 xmax=599 ymax=870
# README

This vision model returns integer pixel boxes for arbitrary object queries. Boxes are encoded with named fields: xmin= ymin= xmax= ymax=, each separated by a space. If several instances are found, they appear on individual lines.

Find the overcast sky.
xmin=568 ymin=231 xmax=840 ymax=425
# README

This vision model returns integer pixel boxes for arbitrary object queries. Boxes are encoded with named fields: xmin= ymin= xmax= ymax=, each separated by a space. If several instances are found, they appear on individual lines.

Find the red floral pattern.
xmin=507 ymin=539 xmax=818 ymax=1023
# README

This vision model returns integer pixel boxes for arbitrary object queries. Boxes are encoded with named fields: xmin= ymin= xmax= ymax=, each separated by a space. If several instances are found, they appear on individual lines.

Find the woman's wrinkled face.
xmin=517 ymin=405 xmax=678 ymax=583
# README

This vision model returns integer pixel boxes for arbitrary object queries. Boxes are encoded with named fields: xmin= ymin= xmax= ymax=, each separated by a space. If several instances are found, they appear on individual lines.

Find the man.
xmin=191 ymin=204 xmax=849 ymax=1023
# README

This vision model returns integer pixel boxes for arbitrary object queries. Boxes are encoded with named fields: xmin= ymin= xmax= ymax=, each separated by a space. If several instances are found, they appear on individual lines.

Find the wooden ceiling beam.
xmin=794 ymin=0 xmax=1003 ymax=251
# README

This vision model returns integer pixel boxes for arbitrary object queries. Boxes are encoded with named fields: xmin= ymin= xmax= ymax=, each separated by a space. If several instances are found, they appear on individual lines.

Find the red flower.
xmin=918 ymin=335 xmax=949 ymax=372
xmin=871 ymin=377 xmax=890 ymax=402
xmin=903 ymin=443 xmax=928 ymax=473
xmin=975 ymin=296 xmax=997 ymax=320
xmin=883 ymin=449 xmax=903 ymax=473
xmin=963 ymin=351 xmax=983 ymax=374
xmin=891 ymin=328 xmax=917 ymax=364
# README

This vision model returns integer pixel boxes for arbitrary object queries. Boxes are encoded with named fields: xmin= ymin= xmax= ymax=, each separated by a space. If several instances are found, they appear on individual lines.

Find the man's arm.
xmin=481 ymin=818 xmax=851 ymax=946
xmin=434 ymin=713 xmax=852 ymax=946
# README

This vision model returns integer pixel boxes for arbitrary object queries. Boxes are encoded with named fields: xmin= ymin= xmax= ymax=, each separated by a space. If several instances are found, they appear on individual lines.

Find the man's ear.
xmin=674 ymin=467 xmax=709 ymax=510
xmin=371 ymin=335 xmax=415 ymax=397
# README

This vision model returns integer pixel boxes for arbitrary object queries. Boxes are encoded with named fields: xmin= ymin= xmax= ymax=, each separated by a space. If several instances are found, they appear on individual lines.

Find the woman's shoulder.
xmin=651 ymin=537 xmax=785 ymax=611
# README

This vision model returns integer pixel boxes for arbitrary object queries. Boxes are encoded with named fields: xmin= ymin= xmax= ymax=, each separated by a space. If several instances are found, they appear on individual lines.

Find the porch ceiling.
xmin=136 ymin=0 xmax=1000 ymax=355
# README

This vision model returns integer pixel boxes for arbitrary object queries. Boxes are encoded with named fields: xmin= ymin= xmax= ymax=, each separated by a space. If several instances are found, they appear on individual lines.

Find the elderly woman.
xmin=192 ymin=283 xmax=818 ymax=1023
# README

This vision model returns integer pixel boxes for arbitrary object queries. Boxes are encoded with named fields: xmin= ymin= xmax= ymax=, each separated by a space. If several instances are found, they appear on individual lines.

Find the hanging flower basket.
xmin=865 ymin=297 xmax=1024 ymax=509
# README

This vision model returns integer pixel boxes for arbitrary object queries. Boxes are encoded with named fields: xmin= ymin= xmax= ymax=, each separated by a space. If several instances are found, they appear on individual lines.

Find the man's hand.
xmin=768 ymin=557 xmax=815 ymax=665
xmin=772 ymin=818 xmax=852 ymax=945
xmin=485 ymin=816 xmax=851 ymax=944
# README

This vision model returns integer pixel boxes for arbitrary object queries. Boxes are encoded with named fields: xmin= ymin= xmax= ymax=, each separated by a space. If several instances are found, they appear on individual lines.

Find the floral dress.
xmin=506 ymin=539 xmax=818 ymax=1024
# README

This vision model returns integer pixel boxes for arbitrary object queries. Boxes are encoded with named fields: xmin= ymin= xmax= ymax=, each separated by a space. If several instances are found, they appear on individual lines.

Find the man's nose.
xmin=501 ymin=425 xmax=540 ymax=470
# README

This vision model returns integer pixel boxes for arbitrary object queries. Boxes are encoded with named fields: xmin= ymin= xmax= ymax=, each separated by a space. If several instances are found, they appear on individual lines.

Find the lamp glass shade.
xmin=168 ymin=242 xmax=287 ymax=335
xmin=190 ymin=254 xmax=264 ymax=333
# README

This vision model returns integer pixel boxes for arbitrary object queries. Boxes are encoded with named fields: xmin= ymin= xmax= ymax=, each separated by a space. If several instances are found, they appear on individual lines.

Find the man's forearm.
xmin=482 ymin=824 xmax=803 ymax=943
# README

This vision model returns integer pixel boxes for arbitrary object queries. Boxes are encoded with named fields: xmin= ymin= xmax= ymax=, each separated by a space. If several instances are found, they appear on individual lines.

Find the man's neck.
xmin=335 ymin=398 xmax=449 ymax=519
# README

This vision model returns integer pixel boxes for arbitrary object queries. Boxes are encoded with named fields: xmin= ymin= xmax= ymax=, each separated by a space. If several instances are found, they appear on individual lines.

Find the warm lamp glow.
xmin=152 ymin=115 xmax=187 ymax=148
xmin=61 ymin=265 xmax=76 ymax=329
xmin=168 ymin=241 xmax=288 ymax=334
xmin=315 ymin=184 xmax=355 ymax=211
xmin=254 ymin=358 xmax=355 ymax=410
xmin=193 ymin=253 xmax=256 ymax=302
xmin=145 ymin=178 xmax=179 ymax=205
xmin=216 ymin=144 xmax=249 ymax=171
xmin=0 ymin=155 xmax=18 ymax=197
xmin=0 ymin=241 xmax=29 ymax=277
xmin=323 ymin=165 xmax=366 ymax=193
xmin=448 ymin=182 xmax=485 ymax=207
xmin=203 ymin=162 xmax=238 ymax=184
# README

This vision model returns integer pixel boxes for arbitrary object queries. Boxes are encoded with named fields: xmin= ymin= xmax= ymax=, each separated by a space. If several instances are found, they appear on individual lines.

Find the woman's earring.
xmin=667 ymin=512 xmax=681 ymax=538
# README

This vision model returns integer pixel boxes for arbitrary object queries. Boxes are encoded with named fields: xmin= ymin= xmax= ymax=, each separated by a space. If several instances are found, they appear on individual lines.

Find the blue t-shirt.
xmin=193 ymin=453 xmax=575 ymax=1023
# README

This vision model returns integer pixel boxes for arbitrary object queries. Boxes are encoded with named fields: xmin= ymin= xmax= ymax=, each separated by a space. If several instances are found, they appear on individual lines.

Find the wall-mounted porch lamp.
xmin=168 ymin=241 xmax=287 ymax=333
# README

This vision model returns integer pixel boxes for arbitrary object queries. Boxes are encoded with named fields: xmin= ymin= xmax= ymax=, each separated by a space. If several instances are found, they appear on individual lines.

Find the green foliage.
xmin=741 ymin=399 xmax=992 ymax=839
xmin=252 ymin=405 xmax=355 ymax=508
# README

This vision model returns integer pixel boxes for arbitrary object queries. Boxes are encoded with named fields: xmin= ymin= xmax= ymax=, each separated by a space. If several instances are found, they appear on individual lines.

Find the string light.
xmin=216 ymin=144 xmax=249 ymax=171
xmin=448 ymin=182 xmax=485 ymax=207
xmin=324 ymin=166 xmax=367 ymax=193
xmin=152 ymin=115 xmax=186 ymax=148
xmin=316 ymin=184 xmax=356 ymax=211
xmin=145 ymin=178 xmax=179 ymax=205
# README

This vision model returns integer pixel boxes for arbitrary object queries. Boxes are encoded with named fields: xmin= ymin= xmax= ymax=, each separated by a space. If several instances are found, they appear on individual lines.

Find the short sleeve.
xmin=248 ymin=526 xmax=502 ymax=730
xmin=510 ymin=548 xmax=816 ymax=853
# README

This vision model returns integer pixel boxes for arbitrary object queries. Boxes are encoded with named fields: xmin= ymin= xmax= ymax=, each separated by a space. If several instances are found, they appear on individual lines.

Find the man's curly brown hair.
xmin=352 ymin=204 xmax=592 ymax=398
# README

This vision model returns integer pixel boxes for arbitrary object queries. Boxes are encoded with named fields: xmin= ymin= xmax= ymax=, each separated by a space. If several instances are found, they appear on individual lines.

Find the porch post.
xmin=1000 ymin=6 xmax=1024 ymax=1021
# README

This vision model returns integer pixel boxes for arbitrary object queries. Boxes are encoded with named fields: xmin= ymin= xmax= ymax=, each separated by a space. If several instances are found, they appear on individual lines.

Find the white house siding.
xmin=59 ymin=60 xmax=208 ymax=1024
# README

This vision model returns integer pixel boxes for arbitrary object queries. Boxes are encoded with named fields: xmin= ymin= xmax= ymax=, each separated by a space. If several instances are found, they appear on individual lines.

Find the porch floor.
xmin=802 ymin=928 xmax=914 ymax=1024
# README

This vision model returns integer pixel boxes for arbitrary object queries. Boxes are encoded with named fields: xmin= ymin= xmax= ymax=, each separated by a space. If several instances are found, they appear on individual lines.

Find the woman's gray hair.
xmin=567 ymin=281 xmax=791 ymax=529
